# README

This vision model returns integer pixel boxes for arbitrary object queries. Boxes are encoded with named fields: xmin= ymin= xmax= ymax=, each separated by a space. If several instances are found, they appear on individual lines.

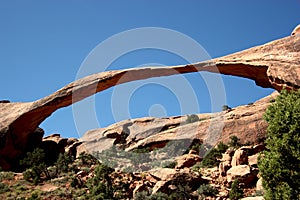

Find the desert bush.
xmin=135 ymin=191 xmax=170 ymax=200
xmin=0 ymin=182 xmax=10 ymax=193
xmin=163 ymin=161 xmax=177 ymax=168
xmin=228 ymin=135 xmax=241 ymax=148
xmin=55 ymin=152 xmax=73 ymax=174
xmin=229 ymin=180 xmax=243 ymax=200
xmin=86 ymin=164 xmax=115 ymax=199
xmin=222 ymin=105 xmax=231 ymax=111
xmin=0 ymin=171 xmax=14 ymax=181
xmin=20 ymin=148 xmax=51 ymax=184
xmin=78 ymin=152 xmax=99 ymax=166
xmin=197 ymin=183 xmax=218 ymax=199
xmin=27 ymin=191 xmax=41 ymax=200
xmin=199 ymin=142 xmax=228 ymax=168
xmin=186 ymin=114 xmax=200 ymax=124
xmin=258 ymin=89 xmax=300 ymax=199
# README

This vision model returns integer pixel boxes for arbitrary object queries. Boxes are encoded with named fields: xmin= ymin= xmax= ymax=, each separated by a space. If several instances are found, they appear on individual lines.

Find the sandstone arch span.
xmin=0 ymin=30 xmax=299 ymax=170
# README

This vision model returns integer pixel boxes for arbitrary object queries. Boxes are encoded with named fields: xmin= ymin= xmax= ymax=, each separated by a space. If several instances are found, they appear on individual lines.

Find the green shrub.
xmin=228 ymin=135 xmax=241 ymax=148
xmin=134 ymin=191 xmax=170 ymax=200
xmin=258 ymin=89 xmax=300 ymax=200
xmin=163 ymin=161 xmax=177 ymax=168
xmin=134 ymin=191 xmax=149 ymax=200
xmin=186 ymin=114 xmax=200 ymax=123
xmin=20 ymin=148 xmax=51 ymax=184
xmin=0 ymin=182 xmax=10 ymax=193
xmin=0 ymin=171 xmax=14 ymax=181
xmin=169 ymin=184 xmax=193 ymax=200
xmin=150 ymin=192 xmax=170 ymax=200
xmin=28 ymin=191 xmax=41 ymax=200
xmin=199 ymin=142 xmax=228 ymax=168
xmin=197 ymin=184 xmax=218 ymax=198
xmin=55 ymin=153 xmax=73 ymax=174
xmin=216 ymin=142 xmax=229 ymax=152
xmin=86 ymin=164 xmax=115 ymax=199
xmin=229 ymin=180 xmax=243 ymax=200
xmin=78 ymin=152 xmax=99 ymax=166
xmin=222 ymin=105 xmax=231 ymax=111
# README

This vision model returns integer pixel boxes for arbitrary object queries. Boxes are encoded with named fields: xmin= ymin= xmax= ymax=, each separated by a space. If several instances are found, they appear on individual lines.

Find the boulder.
xmin=43 ymin=134 xmax=68 ymax=153
xmin=149 ymin=168 xmax=202 ymax=194
xmin=41 ymin=134 xmax=80 ymax=164
xmin=256 ymin=177 xmax=263 ymax=191
xmin=219 ymin=149 xmax=234 ymax=176
xmin=241 ymin=197 xmax=264 ymax=200
xmin=248 ymin=154 xmax=259 ymax=167
xmin=226 ymin=165 xmax=256 ymax=187
xmin=175 ymin=153 xmax=202 ymax=169
xmin=152 ymin=180 xmax=167 ymax=194
xmin=231 ymin=149 xmax=248 ymax=167
xmin=252 ymin=144 xmax=265 ymax=155
xmin=219 ymin=161 xmax=231 ymax=177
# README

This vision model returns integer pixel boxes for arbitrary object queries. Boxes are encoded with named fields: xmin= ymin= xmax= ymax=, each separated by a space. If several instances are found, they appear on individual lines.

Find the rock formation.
xmin=79 ymin=91 xmax=277 ymax=160
xmin=0 ymin=26 xmax=299 ymax=170
xmin=292 ymin=24 xmax=300 ymax=36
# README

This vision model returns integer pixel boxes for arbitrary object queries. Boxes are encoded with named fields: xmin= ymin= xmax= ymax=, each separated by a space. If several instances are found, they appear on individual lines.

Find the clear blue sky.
xmin=1 ymin=1 xmax=300 ymax=138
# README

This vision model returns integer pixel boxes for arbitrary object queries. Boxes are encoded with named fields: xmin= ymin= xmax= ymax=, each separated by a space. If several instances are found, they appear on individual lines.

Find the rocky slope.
xmin=78 ymin=91 xmax=278 ymax=171
xmin=0 ymin=26 xmax=299 ymax=170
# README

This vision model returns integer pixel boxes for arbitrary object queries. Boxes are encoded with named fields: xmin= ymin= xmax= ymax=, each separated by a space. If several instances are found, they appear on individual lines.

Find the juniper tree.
xmin=258 ymin=90 xmax=300 ymax=199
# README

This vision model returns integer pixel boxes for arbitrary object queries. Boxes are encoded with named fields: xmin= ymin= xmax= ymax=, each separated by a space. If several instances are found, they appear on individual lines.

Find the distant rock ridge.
xmin=0 ymin=26 xmax=299 ymax=170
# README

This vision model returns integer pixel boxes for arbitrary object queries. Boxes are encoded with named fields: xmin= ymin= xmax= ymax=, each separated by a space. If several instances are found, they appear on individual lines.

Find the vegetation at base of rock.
xmin=197 ymin=142 xmax=228 ymax=168
xmin=229 ymin=180 xmax=243 ymax=200
xmin=258 ymin=89 xmax=300 ymax=200
xmin=186 ymin=114 xmax=200 ymax=124
xmin=0 ymin=113 xmax=276 ymax=199
xmin=197 ymin=183 xmax=218 ymax=199
xmin=55 ymin=152 xmax=74 ymax=174
xmin=228 ymin=135 xmax=241 ymax=148
xmin=28 ymin=191 xmax=41 ymax=200
xmin=85 ymin=164 xmax=115 ymax=199
xmin=0 ymin=171 xmax=14 ymax=181
xmin=163 ymin=161 xmax=177 ymax=168
xmin=222 ymin=105 xmax=232 ymax=111
xmin=78 ymin=151 xmax=99 ymax=166
xmin=20 ymin=148 xmax=51 ymax=184
xmin=135 ymin=191 xmax=171 ymax=200
xmin=0 ymin=182 xmax=10 ymax=193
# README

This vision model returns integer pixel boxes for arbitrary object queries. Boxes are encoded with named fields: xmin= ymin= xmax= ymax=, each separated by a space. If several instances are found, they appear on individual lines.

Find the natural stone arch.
xmin=0 ymin=29 xmax=299 ymax=170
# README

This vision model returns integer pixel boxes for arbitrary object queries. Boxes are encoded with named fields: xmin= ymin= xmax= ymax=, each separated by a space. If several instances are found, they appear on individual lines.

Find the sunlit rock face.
xmin=0 ymin=27 xmax=299 ymax=170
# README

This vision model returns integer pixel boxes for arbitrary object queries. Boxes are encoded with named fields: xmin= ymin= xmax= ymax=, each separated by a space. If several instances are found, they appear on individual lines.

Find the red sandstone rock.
xmin=1 ymin=27 xmax=299 ymax=170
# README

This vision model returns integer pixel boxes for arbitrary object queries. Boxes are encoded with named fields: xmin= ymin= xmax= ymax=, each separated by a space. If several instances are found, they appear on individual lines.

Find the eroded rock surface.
xmin=0 ymin=28 xmax=299 ymax=169
xmin=79 ymin=92 xmax=277 ymax=158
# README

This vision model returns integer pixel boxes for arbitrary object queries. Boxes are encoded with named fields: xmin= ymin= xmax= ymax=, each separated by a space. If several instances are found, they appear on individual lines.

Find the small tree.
xmin=229 ymin=180 xmax=243 ymax=200
xmin=198 ymin=142 xmax=228 ymax=168
xmin=86 ymin=164 xmax=115 ymax=199
xmin=222 ymin=105 xmax=231 ymax=111
xmin=228 ymin=135 xmax=241 ymax=148
xmin=186 ymin=114 xmax=200 ymax=124
xmin=20 ymin=148 xmax=50 ymax=184
xmin=258 ymin=89 xmax=300 ymax=199
xmin=55 ymin=152 xmax=73 ymax=174
xmin=197 ymin=183 xmax=218 ymax=199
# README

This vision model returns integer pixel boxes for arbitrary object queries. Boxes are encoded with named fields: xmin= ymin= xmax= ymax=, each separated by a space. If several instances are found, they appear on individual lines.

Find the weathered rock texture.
xmin=0 ymin=28 xmax=299 ymax=169
xmin=79 ymin=91 xmax=277 ymax=158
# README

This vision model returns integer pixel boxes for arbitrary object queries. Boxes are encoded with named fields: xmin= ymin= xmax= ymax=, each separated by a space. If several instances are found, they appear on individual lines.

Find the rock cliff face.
xmin=78 ymin=92 xmax=278 ymax=157
xmin=0 ymin=27 xmax=299 ymax=170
